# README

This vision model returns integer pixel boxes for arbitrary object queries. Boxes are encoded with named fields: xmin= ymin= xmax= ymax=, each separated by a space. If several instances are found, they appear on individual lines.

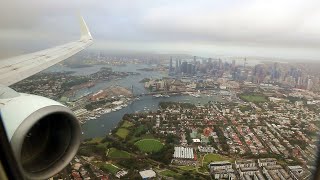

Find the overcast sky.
xmin=1 ymin=0 xmax=320 ymax=60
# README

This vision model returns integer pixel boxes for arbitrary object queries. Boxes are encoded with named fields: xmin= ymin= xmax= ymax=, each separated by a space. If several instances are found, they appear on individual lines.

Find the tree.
xmin=165 ymin=134 xmax=179 ymax=144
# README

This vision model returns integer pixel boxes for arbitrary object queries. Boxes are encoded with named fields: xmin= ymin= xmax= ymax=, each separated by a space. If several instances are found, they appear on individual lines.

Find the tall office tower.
xmin=187 ymin=63 xmax=192 ymax=74
xmin=271 ymin=62 xmax=280 ymax=80
xmin=297 ymin=77 xmax=302 ymax=86
xmin=169 ymin=56 xmax=173 ymax=72
xmin=191 ymin=64 xmax=196 ymax=75
xmin=175 ymin=59 xmax=179 ymax=73
xmin=208 ymin=58 xmax=212 ymax=64
xmin=232 ymin=60 xmax=236 ymax=70
xmin=307 ymin=78 xmax=313 ymax=90
xmin=218 ymin=59 xmax=223 ymax=69
xmin=181 ymin=61 xmax=188 ymax=73
xmin=179 ymin=59 xmax=182 ymax=68
xmin=243 ymin=58 xmax=247 ymax=69
xmin=193 ymin=56 xmax=197 ymax=64
xmin=233 ymin=67 xmax=241 ymax=80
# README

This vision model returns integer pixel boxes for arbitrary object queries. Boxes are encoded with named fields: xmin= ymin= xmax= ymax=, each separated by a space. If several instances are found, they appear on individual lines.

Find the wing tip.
xmin=79 ymin=16 xmax=92 ymax=40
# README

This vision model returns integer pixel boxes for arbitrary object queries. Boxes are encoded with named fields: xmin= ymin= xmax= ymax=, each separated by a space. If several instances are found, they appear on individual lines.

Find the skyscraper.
xmin=169 ymin=56 xmax=173 ymax=73
xmin=187 ymin=63 xmax=192 ymax=74
xmin=193 ymin=56 xmax=196 ymax=64
xmin=218 ymin=59 xmax=223 ymax=69
xmin=243 ymin=58 xmax=247 ymax=69
xmin=191 ymin=64 xmax=196 ymax=75
xmin=175 ymin=59 xmax=179 ymax=74
xmin=181 ymin=61 xmax=188 ymax=74
xmin=232 ymin=60 xmax=236 ymax=70
xmin=271 ymin=62 xmax=280 ymax=81
xmin=307 ymin=78 xmax=313 ymax=90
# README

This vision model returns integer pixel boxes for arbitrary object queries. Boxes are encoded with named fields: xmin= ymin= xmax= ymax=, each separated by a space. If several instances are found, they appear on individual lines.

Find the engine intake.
xmin=0 ymin=92 xmax=81 ymax=180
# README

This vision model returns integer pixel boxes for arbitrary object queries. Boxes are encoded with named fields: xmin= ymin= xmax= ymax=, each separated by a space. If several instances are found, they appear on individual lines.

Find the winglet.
xmin=79 ymin=16 xmax=92 ymax=40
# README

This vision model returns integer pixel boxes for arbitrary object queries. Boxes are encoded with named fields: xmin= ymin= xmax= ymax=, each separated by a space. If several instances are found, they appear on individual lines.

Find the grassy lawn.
xmin=121 ymin=121 xmax=134 ymax=128
xmin=240 ymin=94 xmax=267 ymax=102
xmin=198 ymin=166 xmax=209 ymax=174
xmin=202 ymin=153 xmax=231 ymax=167
xmin=96 ymin=142 xmax=109 ymax=149
xmin=134 ymin=139 xmax=163 ymax=153
xmin=116 ymin=128 xmax=130 ymax=139
xmin=107 ymin=148 xmax=131 ymax=159
xmin=129 ymin=133 xmax=156 ymax=143
xmin=100 ymin=163 xmax=120 ymax=174
xmin=160 ymin=169 xmax=180 ymax=178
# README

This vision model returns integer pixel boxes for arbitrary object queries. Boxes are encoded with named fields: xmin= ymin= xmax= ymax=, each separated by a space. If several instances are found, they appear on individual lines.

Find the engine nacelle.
xmin=0 ymin=89 xmax=81 ymax=180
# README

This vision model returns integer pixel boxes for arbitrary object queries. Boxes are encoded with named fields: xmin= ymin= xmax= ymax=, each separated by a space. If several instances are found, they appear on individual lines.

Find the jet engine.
xmin=0 ymin=86 xmax=81 ymax=180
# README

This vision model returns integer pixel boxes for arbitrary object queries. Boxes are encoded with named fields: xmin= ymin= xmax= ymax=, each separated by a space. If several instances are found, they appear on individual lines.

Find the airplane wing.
xmin=0 ymin=16 xmax=93 ymax=86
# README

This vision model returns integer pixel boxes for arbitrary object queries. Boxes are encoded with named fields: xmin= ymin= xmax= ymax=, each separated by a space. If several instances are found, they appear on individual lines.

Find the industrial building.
xmin=139 ymin=169 xmax=156 ymax=179
xmin=173 ymin=147 xmax=194 ymax=159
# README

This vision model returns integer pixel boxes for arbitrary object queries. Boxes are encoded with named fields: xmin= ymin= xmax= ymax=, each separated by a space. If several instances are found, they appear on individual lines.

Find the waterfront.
xmin=46 ymin=63 xmax=224 ymax=138
xmin=81 ymin=94 xmax=224 ymax=138
xmin=46 ymin=63 xmax=164 ymax=99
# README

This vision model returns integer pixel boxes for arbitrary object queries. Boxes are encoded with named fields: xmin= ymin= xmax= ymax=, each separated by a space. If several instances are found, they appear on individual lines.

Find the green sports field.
xmin=134 ymin=139 xmax=163 ymax=153
xmin=100 ymin=163 xmax=120 ymax=174
xmin=240 ymin=94 xmax=267 ymax=102
xmin=115 ymin=128 xmax=130 ymax=139
xmin=121 ymin=121 xmax=134 ymax=128
xmin=107 ymin=148 xmax=131 ymax=158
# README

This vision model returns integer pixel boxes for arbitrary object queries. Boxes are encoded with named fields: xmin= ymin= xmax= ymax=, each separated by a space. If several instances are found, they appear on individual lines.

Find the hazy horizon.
xmin=1 ymin=0 xmax=320 ymax=61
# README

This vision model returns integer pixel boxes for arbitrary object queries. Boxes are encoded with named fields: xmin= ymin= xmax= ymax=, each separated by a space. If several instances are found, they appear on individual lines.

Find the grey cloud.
xmin=140 ymin=0 xmax=320 ymax=48
xmin=1 ymin=0 xmax=320 ymax=60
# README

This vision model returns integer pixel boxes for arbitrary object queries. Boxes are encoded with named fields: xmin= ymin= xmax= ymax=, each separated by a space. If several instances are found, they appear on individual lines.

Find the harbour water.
xmin=81 ymin=94 xmax=223 ymax=138
xmin=46 ymin=63 xmax=223 ymax=138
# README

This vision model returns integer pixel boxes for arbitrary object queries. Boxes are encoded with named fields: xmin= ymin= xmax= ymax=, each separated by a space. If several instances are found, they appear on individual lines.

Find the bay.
xmin=45 ymin=63 xmax=223 ymax=139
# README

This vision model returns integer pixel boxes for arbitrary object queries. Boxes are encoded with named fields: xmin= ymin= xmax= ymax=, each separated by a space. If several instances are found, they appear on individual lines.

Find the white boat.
xmin=191 ymin=93 xmax=200 ymax=98
xmin=153 ymin=94 xmax=162 ymax=98
xmin=115 ymin=106 xmax=122 ymax=110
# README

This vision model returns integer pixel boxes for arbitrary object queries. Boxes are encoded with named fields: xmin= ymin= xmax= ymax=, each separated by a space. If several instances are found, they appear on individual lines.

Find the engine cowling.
xmin=0 ymin=88 xmax=81 ymax=180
